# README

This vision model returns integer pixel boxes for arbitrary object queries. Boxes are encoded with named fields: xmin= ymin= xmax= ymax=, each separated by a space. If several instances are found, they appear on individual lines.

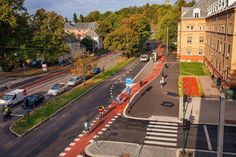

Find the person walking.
xmin=139 ymin=79 xmax=143 ymax=87
xmin=160 ymin=77 xmax=165 ymax=88
xmin=84 ymin=120 xmax=90 ymax=133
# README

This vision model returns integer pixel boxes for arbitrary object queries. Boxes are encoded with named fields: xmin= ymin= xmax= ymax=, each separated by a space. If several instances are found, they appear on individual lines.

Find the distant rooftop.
xmin=65 ymin=22 xmax=98 ymax=31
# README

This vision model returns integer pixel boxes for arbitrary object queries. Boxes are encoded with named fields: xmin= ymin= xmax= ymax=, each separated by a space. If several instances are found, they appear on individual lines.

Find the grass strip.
xmin=11 ymin=57 xmax=134 ymax=135
xmin=180 ymin=62 xmax=211 ymax=76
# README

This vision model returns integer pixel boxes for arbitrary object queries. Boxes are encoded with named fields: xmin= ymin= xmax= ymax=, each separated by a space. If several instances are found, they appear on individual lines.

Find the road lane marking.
xmin=105 ymin=124 xmax=110 ymax=127
xmin=74 ymin=138 xmax=80 ymax=141
xmin=147 ymin=128 xmax=178 ymax=133
xmin=144 ymin=140 xmax=177 ymax=146
xmin=146 ymin=132 xmax=177 ymax=137
xmin=108 ymin=121 xmax=113 ymax=124
xmin=65 ymin=147 xmax=71 ymax=151
xmin=149 ymin=121 xmax=178 ymax=126
xmin=148 ymin=124 xmax=177 ymax=130
xmin=59 ymin=153 xmax=66 ymax=156
xmin=78 ymin=134 xmax=83 ymax=137
xmin=204 ymin=125 xmax=213 ymax=151
xmin=145 ymin=136 xmax=177 ymax=142
xmin=98 ymin=131 xmax=103 ymax=134
xmin=102 ymin=128 xmax=107 ymax=131
xmin=69 ymin=143 xmax=75 ymax=146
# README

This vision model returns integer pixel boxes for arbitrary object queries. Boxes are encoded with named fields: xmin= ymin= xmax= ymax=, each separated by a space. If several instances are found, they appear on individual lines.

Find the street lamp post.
xmin=217 ymin=93 xmax=225 ymax=157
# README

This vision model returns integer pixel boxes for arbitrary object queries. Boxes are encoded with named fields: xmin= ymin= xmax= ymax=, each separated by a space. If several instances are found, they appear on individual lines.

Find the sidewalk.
xmin=180 ymin=97 xmax=236 ymax=125
xmin=85 ymin=141 xmax=176 ymax=157
xmin=124 ymin=53 xmax=179 ymax=121
xmin=198 ymin=76 xmax=220 ymax=97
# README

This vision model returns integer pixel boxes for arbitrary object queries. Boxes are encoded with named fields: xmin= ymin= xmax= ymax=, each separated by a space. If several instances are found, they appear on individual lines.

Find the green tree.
xmin=104 ymin=27 xmax=140 ymax=57
xmin=84 ymin=11 xmax=101 ymax=22
xmin=156 ymin=9 xmax=178 ymax=48
xmin=73 ymin=13 xmax=79 ymax=23
xmin=71 ymin=53 xmax=96 ymax=83
xmin=32 ymin=8 xmax=69 ymax=63
xmin=79 ymin=14 xmax=84 ymax=22
xmin=97 ymin=21 xmax=113 ymax=38
xmin=0 ymin=0 xmax=30 ymax=71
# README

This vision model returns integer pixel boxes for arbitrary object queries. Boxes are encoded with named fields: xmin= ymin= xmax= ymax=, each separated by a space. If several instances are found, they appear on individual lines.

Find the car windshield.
xmin=141 ymin=55 xmax=148 ymax=59
xmin=27 ymin=95 xmax=37 ymax=103
xmin=51 ymin=84 xmax=60 ymax=90
xmin=2 ymin=94 xmax=14 ymax=101
xmin=69 ymin=78 xmax=76 ymax=82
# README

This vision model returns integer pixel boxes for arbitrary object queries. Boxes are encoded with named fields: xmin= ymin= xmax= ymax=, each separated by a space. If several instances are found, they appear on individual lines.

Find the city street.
xmin=0 ymin=56 xmax=150 ymax=157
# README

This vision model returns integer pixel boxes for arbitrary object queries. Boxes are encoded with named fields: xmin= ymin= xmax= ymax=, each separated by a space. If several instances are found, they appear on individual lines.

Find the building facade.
xmin=177 ymin=0 xmax=236 ymax=87
xmin=64 ymin=22 xmax=103 ymax=49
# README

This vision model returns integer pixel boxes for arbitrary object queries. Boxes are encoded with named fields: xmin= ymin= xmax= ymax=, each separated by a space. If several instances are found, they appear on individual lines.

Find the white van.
xmin=140 ymin=54 xmax=149 ymax=62
xmin=0 ymin=89 xmax=26 ymax=107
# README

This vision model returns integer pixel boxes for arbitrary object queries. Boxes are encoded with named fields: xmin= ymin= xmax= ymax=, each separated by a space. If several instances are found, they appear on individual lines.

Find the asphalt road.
xmin=126 ymin=52 xmax=179 ymax=119
xmin=0 ymin=57 xmax=149 ymax=157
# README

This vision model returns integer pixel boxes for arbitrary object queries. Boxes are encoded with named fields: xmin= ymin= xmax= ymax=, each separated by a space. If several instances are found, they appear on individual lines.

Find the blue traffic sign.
xmin=125 ymin=77 xmax=133 ymax=86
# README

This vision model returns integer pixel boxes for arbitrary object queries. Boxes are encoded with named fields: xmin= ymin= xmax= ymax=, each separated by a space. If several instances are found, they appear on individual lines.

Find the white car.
xmin=67 ymin=77 xmax=83 ymax=86
xmin=0 ymin=89 xmax=26 ymax=107
xmin=140 ymin=54 xmax=149 ymax=62
xmin=48 ymin=83 xmax=65 ymax=96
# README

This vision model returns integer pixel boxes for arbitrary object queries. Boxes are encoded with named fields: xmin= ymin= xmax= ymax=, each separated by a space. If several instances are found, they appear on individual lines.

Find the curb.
xmin=123 ymin=61 xmax=165 ymax=121
xmin=85 ymin=141 xmax=141 ymax=157
xmin=10 ymin=57 xmax=136 ymax=137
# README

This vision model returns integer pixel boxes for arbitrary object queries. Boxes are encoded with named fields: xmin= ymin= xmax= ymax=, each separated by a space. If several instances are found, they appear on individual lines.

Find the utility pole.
xmin=166 ymin=27 xmax=169 ymax=58
xmin=217 ymin=93 xmax=225 ymax=157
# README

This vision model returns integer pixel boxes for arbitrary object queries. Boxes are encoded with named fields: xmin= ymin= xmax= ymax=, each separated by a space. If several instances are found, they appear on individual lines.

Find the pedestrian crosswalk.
xmin=144 ymin=121 xmax=178 ymax=148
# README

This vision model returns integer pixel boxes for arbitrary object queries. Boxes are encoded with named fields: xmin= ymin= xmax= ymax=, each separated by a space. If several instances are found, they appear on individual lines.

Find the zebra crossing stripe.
xmin=149 ymin=121 xmax=178 ymax=126
xmin=148 ymin=124 xmax=177 ymax=130
xmin=147 ymin=128 xmax=178 ymax=133
xmin=146 ymin=132 xmax=177 ymax=137
xmin=144 ymin=140 xmax=177 ymax=146
xmin=145 ymin=136 xmax=177 ymax=142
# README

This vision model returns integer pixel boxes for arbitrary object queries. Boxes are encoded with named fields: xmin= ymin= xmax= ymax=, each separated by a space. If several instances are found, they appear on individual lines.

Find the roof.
xmin=74 ymin=22 xmax=98 ymax=30
xmin=182 ymin=0 xmax=216 ymax=18
xmin=85 ymin=30 xmax=99 ymax=38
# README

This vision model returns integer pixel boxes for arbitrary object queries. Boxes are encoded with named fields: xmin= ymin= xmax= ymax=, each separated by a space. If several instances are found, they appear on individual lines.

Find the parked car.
xmin=31 ymin=60 xmax=42 ymax=68
xmin=0 ymin=89 xmax=27 ymax=108
xmin=58 ymin=59 xmax=72 ymax=66
xmin=93 ymin=67 xmax=101 ymax=75
xmin=140 ymin=54 xmax=149 ymax=62
xmin=22 ymin=93 xmax=45 ymax=109
xmin=67 ymin=77 xmax=83 ymax=86
xmin=48 ymin=83 xmax=66 ymax=96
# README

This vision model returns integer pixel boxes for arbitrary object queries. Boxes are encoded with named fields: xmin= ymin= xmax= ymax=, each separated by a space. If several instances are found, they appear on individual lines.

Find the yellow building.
xmin=177 ymin=0 xmax=236 ymax=87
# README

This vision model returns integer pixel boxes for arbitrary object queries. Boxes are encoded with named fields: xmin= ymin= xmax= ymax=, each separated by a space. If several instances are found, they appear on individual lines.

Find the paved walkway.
xmin=198 ymin=76 xmax=220 ymax=97
xmin=125 ymin=53 xmax=179 ymax=120
xmin=85 ymin=141 xmax=176 ymax=157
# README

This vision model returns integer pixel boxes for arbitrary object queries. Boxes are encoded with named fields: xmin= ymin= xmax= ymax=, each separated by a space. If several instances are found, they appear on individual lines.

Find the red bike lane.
xmin=59 ymin=48 xmax=166 ymax=157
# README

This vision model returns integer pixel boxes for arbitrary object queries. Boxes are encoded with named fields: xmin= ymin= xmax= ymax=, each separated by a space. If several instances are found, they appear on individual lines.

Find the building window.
xmin=191 ymin=26 xmax=194 ymax=30
xmin=186 ymin=51 xmax=192 ymax=56
xmin=199 ymin=36 xmax=204 ymax=43
xmin=193 ymin=8 xmax=201 ymax=18
xmin=187 ymin=26 xmax=190 ymax=30
xmin=187 ymin=36 xmax=192 ymax=44
xmin=198 ymin=51 xmax=203 ymax=56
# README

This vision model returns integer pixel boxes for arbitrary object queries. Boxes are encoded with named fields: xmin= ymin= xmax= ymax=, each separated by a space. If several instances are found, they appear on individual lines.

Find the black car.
xmin=31 ymin=60 xmax=42 ymax=68
xmin=22 ymin=93 xmax=45 ymax=109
